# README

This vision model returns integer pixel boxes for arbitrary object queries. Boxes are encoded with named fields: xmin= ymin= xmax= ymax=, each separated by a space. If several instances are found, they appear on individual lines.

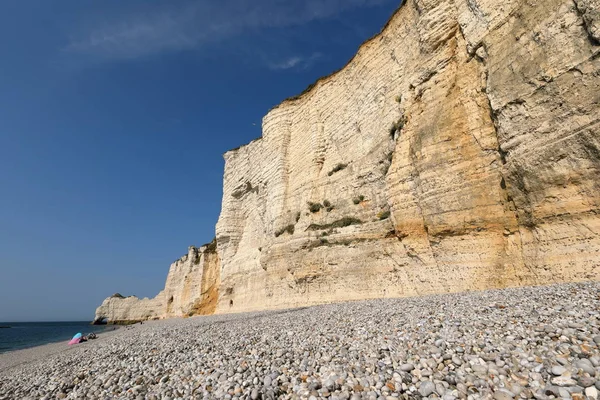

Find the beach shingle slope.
xmin=1 ymin=282 xmax=600 ymax=400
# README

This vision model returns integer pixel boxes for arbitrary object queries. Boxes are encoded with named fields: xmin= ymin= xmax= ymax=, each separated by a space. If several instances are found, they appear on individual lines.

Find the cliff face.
xmin=96 ymin=0 xmax=600 ymax=322
xmin=163 ymin=242 xmax=220 ymax=318
xmin=94 ymin=244 xmax=219 ymax=323
xmin=215 ymin=0 xmax=600 ymax=313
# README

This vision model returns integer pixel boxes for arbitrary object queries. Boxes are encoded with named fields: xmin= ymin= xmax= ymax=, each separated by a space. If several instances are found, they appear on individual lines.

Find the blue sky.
xmin=0 ymin=0 xmax=399 ymax=321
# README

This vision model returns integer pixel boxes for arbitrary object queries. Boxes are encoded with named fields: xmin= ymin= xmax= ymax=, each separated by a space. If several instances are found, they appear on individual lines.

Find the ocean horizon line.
xmin=0 ymin=320 xmax=93 ymax=325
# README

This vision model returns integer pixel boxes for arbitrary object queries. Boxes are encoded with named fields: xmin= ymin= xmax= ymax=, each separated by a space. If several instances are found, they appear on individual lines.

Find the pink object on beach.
xmin=68 ymin=338 xmax=81 ymax=345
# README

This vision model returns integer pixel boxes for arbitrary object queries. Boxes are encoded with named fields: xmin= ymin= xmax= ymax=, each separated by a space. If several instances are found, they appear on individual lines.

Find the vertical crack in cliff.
xmin=277 ymin=119 xmax=293 ymax=232
xmin=313 ymin=120 xmax=327 ymax=173
xmin=407 ymin=144 xmax=441 ymax=271
xmin=452 ymin=20 xmax=540 ymax=283
xmin=383 ymin=112 xmax=401 ymax=228
xmin=383 ymin=248 xmax=421 ymax=296
xmin=487 ymin=88 xmax=538 ymax=282
xmin=468 ymin=36 xmax=540 ymax=282
xmin=395 ymin=237 xmax=426 ymax=266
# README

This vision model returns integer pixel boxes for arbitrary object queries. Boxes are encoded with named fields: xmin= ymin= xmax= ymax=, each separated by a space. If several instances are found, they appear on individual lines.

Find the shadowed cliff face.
xmin=96 ymin=0 xmax=600 ymax=322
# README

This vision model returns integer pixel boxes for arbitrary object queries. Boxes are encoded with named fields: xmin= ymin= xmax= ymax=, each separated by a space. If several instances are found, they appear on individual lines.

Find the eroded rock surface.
xmin=96 ymin=0 xmax=600 ymax=321
xmin=94 ymin=243 xmax=219 ymax=323
xmin=215 ymin=0 xmax=600 ymax=313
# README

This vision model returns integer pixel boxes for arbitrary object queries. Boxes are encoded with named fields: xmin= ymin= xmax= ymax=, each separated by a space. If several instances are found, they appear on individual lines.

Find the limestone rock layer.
xmin=95 ymin=0 xmax=600 ymax=322
xmin=94 ymin=244 xmax=219 ymax=323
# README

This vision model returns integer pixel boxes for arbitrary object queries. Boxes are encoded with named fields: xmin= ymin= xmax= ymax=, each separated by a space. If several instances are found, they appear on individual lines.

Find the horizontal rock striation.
xmin=96 ymin=0 xmax=600 ymax=321
xmin=215 ymin=0 xmax=600 ymax=313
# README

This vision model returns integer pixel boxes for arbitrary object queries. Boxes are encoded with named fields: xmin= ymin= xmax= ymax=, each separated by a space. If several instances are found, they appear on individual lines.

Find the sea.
xmin=0 ymin=321 xmax=110 ymax=354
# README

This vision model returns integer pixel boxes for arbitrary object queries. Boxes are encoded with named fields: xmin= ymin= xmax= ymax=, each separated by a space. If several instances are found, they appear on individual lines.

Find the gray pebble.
xmin=578 ymin=376 xmax=596 ymax=388
xmin=575 ymin=360 xmax=596 ymax=375
xmin=400 ymin=363 xmax=414 ymax=372
xmin=419 ymin=381 xmax=435 ymax=397
xmin=551 ymin=366 xmax=567 ymax=376
xmin=558 ymin=388 xmax=571 ymax=398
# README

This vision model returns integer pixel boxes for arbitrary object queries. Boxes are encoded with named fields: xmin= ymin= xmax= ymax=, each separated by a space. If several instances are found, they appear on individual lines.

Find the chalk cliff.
xmin=94 ymin=243 xmax=219 ymax=323
xmin=95 ymin=0 xmax=600 ymax=323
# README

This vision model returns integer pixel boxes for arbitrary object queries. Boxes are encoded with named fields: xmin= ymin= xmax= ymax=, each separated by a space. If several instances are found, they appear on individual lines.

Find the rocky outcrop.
xmin=94 ymin=242 xmax=219 ymax=324
xmin=93 ymin=293 xmax=164 ymax=324
xmin=163 ymin=240 xmax=220 ymax=318
xmin=96 ymin=0 xmax=600 ymax=321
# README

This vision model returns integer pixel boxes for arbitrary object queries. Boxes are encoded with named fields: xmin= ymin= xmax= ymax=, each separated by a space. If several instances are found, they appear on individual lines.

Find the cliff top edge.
xmin=223 ymin=0 xmax=407 ymax=158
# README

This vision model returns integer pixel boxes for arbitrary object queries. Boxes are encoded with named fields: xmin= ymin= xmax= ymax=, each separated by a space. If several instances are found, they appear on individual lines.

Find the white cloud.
xmin=268 ymin=53 xmax=323 ymax=71
xmin=271 ymin=57 xmax=303 ymax=70
xmin=65 ymin=0 xmax=392 ymax=61
xmin=66 ymin=16 xmax=198 ymax=60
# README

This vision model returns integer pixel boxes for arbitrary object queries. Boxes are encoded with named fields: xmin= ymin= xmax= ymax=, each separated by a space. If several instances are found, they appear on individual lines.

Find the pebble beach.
xmin=1 ymin=282 xmax=599 ymax=400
